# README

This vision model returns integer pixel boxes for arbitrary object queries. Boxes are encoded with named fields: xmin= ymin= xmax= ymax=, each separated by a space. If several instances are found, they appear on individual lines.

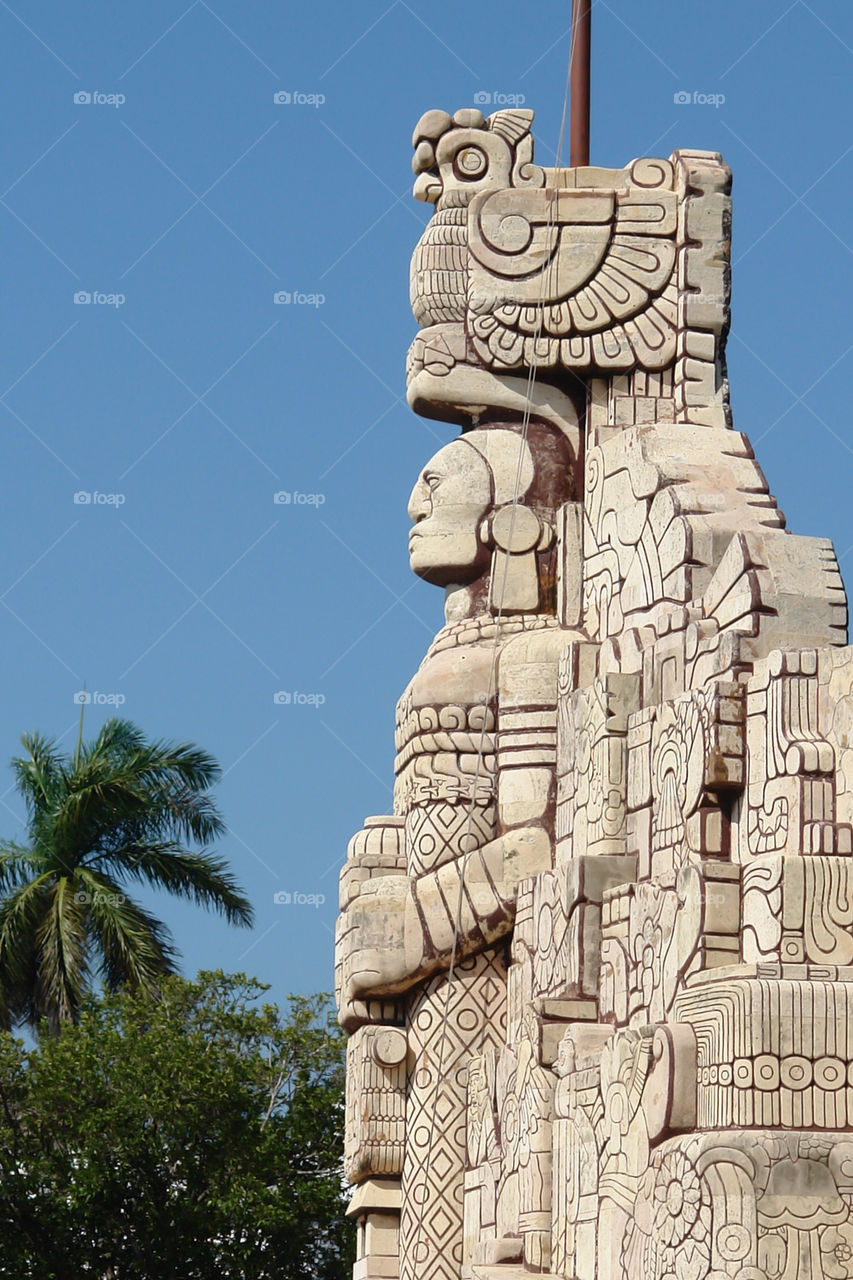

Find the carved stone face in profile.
xmin=407 ymin=425 xmax=573 ymax=610
xmin=408 ymin=438 xmax=490 ymax=586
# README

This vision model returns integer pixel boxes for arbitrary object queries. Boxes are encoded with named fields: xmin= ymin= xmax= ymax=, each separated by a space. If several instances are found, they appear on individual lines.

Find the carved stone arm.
xmin=408 ymin=823 xmax=552 ymax=975
xmin=341 ymin=825 xmax=551 ymax=1008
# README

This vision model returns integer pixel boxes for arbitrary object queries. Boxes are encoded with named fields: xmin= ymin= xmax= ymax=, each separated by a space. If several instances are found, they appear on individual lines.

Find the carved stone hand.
xmin=340 ymin=875 xmax=416 ymax=1003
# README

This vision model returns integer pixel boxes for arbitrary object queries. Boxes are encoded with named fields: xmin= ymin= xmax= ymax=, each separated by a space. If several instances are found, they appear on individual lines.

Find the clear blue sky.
xmin=0 ymin=0 xmax=850 ymax=1007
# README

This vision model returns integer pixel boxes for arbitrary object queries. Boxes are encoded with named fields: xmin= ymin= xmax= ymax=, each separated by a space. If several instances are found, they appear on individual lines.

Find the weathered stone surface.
xmin=335 ymin=106 xmax=852 ymax=1280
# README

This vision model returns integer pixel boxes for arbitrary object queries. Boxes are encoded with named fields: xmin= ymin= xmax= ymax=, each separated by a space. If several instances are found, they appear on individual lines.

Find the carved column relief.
xmin=400 ymin=952 xmax=507 ymax=1280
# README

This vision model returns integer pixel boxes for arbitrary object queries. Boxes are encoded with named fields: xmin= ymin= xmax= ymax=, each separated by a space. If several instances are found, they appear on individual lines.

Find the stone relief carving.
xmin=335 ymin=106 xmax=853 ymax=1280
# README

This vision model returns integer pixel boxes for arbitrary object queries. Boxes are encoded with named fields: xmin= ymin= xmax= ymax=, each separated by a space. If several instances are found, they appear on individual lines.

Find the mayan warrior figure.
xmin=338 ymin=414 xmax=582 ymax=1280
xmin=337 ymin=106 xmax=853 ymax=1280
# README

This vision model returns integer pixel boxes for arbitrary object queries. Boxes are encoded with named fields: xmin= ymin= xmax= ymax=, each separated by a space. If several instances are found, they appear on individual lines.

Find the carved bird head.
xmin=411 ymin=107 xmax=544 ymax=208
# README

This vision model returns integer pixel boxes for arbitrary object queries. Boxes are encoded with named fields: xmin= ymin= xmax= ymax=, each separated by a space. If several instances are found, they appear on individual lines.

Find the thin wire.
xmin=405 ymin=28 xmax=580 ymax=1271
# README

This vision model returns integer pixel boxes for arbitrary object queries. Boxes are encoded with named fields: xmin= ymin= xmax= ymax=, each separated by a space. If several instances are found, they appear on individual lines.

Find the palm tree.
xmin=0 ymin=717 xmax=254 ymax=1033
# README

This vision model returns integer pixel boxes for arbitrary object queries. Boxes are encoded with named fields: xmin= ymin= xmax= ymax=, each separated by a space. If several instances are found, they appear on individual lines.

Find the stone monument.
xmin=335 ymin=104 xmax=852 ymax=1280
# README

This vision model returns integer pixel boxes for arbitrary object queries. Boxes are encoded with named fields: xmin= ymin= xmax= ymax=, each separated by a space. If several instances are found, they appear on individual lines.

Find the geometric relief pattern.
xmin=400 ymin=950 xmax=507 ymax=1280
xmin=674 ymin=980 xmax=853 ymax=1131
xmin=406 ymin=802 xmax=496 ymax=878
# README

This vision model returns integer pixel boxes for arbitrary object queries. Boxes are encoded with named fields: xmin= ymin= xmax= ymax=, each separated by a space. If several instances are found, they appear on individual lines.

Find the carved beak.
xmin=413 ymin=171 xmax=442 ymax=204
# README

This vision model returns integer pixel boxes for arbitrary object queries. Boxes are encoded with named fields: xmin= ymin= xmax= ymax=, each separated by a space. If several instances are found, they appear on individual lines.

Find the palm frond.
xmin=52 ymin=723 xmax=226 ymax=858
xmin=11 ymin=731 xmax=65 ymax=821
xmin=32 ymin=876 xmax=89 ymax=1031
xmin=0 ymin=843 xmax=44 ymax=892
xmin=91 ymin=843 xmax=254 ymax=928
xmin=75 ymin=865 xmax=177 ymax=993
xmin=0 ymin=873 xmax=58 ymax=1029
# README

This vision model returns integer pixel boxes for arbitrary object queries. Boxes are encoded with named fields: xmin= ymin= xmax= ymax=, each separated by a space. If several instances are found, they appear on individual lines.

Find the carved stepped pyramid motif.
xmin=334 ymin=106 xmax=851 ymax=1280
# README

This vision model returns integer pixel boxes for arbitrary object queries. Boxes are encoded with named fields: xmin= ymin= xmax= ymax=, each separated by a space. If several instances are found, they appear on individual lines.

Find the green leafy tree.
xmin=0 ymin=719 xmax=253 ymax=1032
xmin=0 ymin=972 xmax=355 ymax=1279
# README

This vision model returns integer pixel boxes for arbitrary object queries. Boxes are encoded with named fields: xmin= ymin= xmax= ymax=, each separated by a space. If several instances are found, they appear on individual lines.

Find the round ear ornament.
xmin=485 ymin=504 xmax=553 ymax=613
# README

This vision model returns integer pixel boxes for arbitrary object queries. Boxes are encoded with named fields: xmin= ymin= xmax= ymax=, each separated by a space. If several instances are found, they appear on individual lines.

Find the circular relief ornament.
xmin=606 ymin=1080 xmax=632 ymax=1142
xmin=781 ymin=935 xmax=805 ymax=961
xmin=501 ymin=1091 xmax=519 ymax=1154
xmin=536 ymin=902 xmax=554 ymax=958
xmin=780 ymin=1055 xmax=813 ymax=1091
xmin=654 ymin=1150 xmax=703 ymax=1248
xmin=457 ymin=1007 xmax=479 ymax=1033
xmin=414 ymin=1065 xmax=433 ymax=1090
xmin=372 ymin=1028 xmax=407 ymax=1066
xmin=716 ymin=1223 xmax=751 ymax=1262
xmin=815 ymin=1057 xmax=846 ymax=1091
xmin=754 ymin=1054 xmax=780 ymax=1091
xmin=454 ymin=145 xmax=488 ymax=179
xmin=733 ymin=1058 xmax=753 ymax=1089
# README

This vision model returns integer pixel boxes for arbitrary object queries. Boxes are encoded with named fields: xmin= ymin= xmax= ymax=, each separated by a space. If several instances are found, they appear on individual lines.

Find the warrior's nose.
xmin=408 ymin=480 xmax=430 ymax=523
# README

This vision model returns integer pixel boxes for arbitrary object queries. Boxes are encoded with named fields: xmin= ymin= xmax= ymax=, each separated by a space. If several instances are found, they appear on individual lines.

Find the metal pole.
xmin=570 ymin=0 xmax=591 ymax=167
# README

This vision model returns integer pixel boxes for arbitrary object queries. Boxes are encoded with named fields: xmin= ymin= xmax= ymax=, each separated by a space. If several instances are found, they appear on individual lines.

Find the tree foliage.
xmin=0 ymin=720 xmax=253 ymax=1032
xmin=0 ymin=971 xmax=354 ymax=1278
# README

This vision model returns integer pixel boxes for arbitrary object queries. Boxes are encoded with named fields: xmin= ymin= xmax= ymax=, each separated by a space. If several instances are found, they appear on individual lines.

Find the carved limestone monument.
xmin=335 ymin=105 xmax=852 ymax=1280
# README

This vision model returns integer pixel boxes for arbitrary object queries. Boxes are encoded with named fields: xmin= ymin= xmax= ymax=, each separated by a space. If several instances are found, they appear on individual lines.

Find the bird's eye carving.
xmin=453 ymin=145 xmax=488 ymax=181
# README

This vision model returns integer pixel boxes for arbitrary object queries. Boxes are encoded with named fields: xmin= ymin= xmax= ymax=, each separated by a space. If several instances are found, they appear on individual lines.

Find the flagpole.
xmin=570 ymin=0 xmax=591 ymax=166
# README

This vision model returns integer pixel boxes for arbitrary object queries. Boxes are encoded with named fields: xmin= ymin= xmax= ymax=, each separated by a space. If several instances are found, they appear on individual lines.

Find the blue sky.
xmin=0 ymin=0 xmax=850 ymax=1008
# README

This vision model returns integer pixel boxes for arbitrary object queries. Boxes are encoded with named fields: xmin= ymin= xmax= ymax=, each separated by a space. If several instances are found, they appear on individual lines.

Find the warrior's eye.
xmin=453 ymin=146 xmax=488 ymax=181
